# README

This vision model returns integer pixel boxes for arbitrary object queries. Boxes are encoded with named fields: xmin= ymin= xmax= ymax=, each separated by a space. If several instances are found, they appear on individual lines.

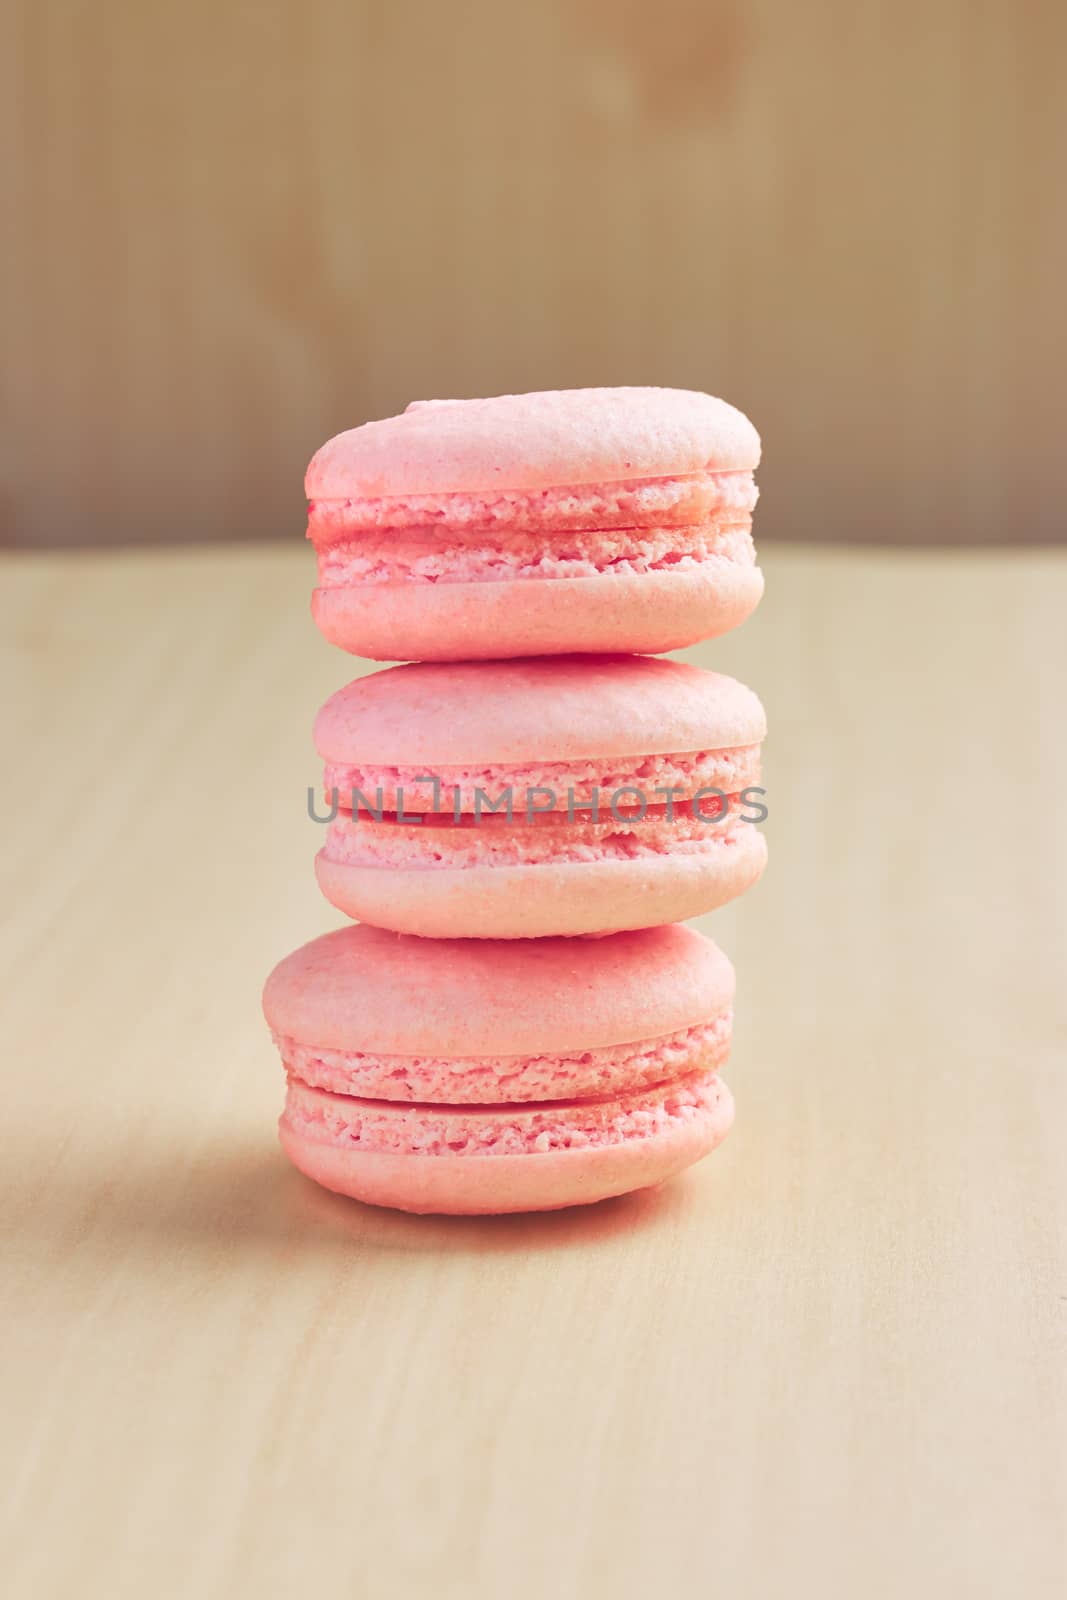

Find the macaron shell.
xmin=314 ymin=826 xmax=767 ymax=939
xmin=311 ymin=564 xmax=764 ymax=662
xmin=263 ymin=921 xmax=735 ymax=1057
xmin=278 ymin=1078 xmax=734 ymax=1215
xmin=305 ymin=388 xmax=760 ymax=499
xmin=314 ymin=654 xmax=766 ymax=768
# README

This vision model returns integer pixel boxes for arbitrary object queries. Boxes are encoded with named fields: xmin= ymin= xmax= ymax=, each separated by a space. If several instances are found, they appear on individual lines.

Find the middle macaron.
xmin=312 ymin=654 xmax=767 ymax=939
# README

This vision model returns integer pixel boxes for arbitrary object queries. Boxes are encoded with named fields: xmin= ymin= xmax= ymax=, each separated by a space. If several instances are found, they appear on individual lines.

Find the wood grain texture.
xmin=3 ymin=0 xmax=1066 ymax=549
xmin=1 ymin=544 xmax=1066 ymax=1597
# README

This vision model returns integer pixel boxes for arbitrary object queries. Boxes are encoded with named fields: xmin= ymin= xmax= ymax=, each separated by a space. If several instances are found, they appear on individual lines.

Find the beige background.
xmin=2 ymin=541 xmax=1066 ymax=1596
xmin=3 ymin=0 xmax=1066 ymax=548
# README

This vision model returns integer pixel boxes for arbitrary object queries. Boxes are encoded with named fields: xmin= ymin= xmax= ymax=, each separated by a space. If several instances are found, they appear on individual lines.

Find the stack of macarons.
xmin=263 ymin=388 xmax=766 ymax=1213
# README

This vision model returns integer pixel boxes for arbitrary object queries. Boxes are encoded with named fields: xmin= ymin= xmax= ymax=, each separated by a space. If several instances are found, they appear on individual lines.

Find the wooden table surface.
xmin=3 ymin=544 xmax=1065 ymax=1599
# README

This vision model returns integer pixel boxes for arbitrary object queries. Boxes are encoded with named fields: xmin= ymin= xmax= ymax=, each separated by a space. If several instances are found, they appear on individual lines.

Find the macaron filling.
xmin=282 ymin=1069 xmax=730 ymax=1158
xmin=320 ymin=799 xmax=759 ymax=872
xmin=309 ymin=470 xmax=757 ymax=593
xmin=308 ymin=468 xmax=756 ymax=540
xmin=320 ymin=746 xmax=762 ymax=815
xmin=275 ymin=1013 xmax=732 ymax=1103
xmin=314 ymin=522 xmax=756 ymax=588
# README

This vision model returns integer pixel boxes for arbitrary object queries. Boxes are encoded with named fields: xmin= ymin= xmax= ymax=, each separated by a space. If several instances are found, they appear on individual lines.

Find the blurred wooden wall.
xmin=3 ymin=0 xmax=1065 ymax=548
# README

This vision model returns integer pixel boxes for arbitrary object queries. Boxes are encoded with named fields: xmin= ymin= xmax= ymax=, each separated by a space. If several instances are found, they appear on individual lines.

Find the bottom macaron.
xmin=263 ymin=921 xmax=738 ymax=1215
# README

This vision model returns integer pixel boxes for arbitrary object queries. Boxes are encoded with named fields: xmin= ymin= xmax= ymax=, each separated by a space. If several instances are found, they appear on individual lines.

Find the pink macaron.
xmin=312 ymin=654 xmax=767 ymax=939
xmin=306 ymin=387 xmax=762 ymax=662
xmin=263 ymin=921 xmax=737 ymax=1214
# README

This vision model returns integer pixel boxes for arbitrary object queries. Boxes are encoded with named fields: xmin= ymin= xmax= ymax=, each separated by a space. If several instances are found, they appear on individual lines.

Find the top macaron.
xmin=306 ymin=387 xmax=763 ymax=662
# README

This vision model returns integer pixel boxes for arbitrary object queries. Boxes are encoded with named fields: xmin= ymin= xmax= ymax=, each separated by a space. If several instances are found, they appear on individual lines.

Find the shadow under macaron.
xmin=8 ymin=1123 xmax=716 ymax=1266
